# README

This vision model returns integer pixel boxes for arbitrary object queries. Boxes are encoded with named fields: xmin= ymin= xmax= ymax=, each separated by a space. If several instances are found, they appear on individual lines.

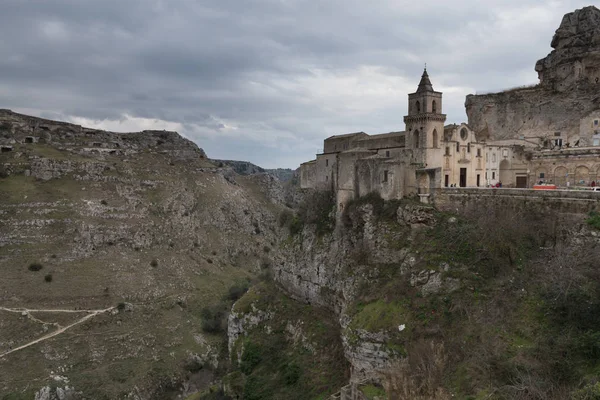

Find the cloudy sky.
xmin=0 ymin=0 xmax=590 ymax=168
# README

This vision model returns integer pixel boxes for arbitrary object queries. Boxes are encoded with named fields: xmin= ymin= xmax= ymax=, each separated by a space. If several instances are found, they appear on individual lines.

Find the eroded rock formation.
xmin=466 ymin=6 xmax=600 ymax=143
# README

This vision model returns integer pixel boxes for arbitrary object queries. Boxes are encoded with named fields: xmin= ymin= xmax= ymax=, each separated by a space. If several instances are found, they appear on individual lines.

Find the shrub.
xmin=263 ymin=246 xmax=270 ymax=253
xmin=278 ymin=209 xmax=294 ymax=228
xmin=44 ymin=274 xmax=53 ymax=283
xmin=289 ymin=215 xmax=303 ymax=236
xmin=201 ymin=304 xmax=227 ymax=333
xmin=297 ymin=190 xmax=335 ymax=235
xmin=28 ymin=262 xmax=43 ymax=272
xmin=117 ymin=302 xmax=126 ymax=311
xmin=100 ymin=199 xmax=108 ymax=205
xmin=226 ymin=282 xmax=250 ymax=302
xmin=240 ymin=341 xmax=262 ymax=374
xmin=587 ymin=211 xmax=600 ymax=230
xmin=283 ymin=363 xmax=301 ymax=385
xmin=150 ymin=259 xmax=158 ymax=268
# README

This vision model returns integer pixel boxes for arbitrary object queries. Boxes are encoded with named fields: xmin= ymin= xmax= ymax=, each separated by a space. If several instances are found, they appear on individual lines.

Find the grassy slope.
xmin=0 ymin=139 xmax=279 ymax=398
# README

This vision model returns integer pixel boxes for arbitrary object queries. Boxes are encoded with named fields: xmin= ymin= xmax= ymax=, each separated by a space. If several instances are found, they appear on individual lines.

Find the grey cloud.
xmin=0 ymin=0 xmax=589 ymax=168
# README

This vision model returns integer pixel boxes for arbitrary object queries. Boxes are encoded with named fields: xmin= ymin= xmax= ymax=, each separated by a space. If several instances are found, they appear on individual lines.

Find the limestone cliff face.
xmin=0 ymin=110 xmax=282 ymax=399
xmin=466 ymin=6 xmax=600 ymax=142
xmin=269 ymin=203 xmax=455 ymax=384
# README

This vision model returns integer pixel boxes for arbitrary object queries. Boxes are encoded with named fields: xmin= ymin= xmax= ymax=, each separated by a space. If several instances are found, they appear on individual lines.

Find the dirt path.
xmin=0 ymin=306 xmax=115 ymax=358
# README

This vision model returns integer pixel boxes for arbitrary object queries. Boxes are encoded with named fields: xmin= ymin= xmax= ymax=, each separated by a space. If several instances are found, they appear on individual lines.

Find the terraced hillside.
xmin=0 ymin=110 xmax=282 ymax=399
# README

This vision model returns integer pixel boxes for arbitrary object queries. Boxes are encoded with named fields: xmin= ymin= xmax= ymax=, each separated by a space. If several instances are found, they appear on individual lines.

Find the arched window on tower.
xmin=432 ymin=129 xmax=438 ymax=148
xmin=432 ymin=100 xmax=437 ymax=114
xmin=413 ymin=130 xmax=420 ymax=149
xmin=415 ymin=101 xmax=421 ymax=114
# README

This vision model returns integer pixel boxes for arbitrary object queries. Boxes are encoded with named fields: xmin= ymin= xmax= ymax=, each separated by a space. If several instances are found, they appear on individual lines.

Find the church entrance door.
xmin=460 ymin=168 xmax=467 ymax=187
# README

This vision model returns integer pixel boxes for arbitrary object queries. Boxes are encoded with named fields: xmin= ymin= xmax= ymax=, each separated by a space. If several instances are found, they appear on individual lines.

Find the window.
xmin=456 ymin=142 xmax=460 ymax=152
xmin=334 ymin=144 xmax=337 ymax=150
xmin=540 ymin=172 xmax=545 ymax=178
xmin=460 ymin=128 xmax=468 ymax=141
xmin=492 ymin=172 xmax=496 ymax=179
xmin=502 ymin=149 xmax=508 ymax=157
xmin=445 ymin=175 xmax=449 ymax=187
xmin=554 ymin=138 xmax=563 ymax=147
xmin=467 ymin=143 xmax=471 ymax=153
xmin=445 ymin=146 xmax=450 ymax=156
xmin=325 ymin=175 xmax=328 ymax=182
xmin=433 ymin=129 xmax=438 ymax=148
xmin=477 ymin=148 xmax=481 ymax=157
xmin=492 ymin=153 xmax=496 ymax=162
xmin=326 ymin=159 xmax=328 ymax=167
xmin=594 ymin=119 xmax=598 ymax=126
xmin=386 ymin=150 xmax=390 ymax=158
xmin=413 ymin=130 xmax=420 ymax=149
xmin=432 ymin=100 xmax=437 ymax=114
xmin=485 ymin=172 xmax=488 ymax=179
xmin=383 ymin=170 xmax=388 ymax=183
xmin=416 ymin=101 xmax=421 ymax=113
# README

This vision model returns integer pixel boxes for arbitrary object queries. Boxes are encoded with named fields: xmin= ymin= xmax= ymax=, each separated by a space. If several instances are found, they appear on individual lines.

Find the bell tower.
xmin=403 ymin=68 xmax=446 ymax=167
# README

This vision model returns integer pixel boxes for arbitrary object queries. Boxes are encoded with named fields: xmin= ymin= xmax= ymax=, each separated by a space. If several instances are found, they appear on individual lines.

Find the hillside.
xmin=0 ymin=110 xmax=285 ymax=399
xmin=226 ymin=191 xmax=600 ymax=399
xmin=212 ymin=160 xmax=295 ymax=182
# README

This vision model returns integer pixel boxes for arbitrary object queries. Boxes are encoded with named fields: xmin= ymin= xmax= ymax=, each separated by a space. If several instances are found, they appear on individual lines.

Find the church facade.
xmin=300 ymin=68 xmax=600 ymax=204
xmin=300 ymin=70 xmax=527 ymax=203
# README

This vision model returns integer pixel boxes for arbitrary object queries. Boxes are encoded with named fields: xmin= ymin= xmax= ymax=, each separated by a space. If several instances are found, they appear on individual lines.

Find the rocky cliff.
xmin=227 ymin=191 xmax=600 ymax=399
xmin=466 ymin=6 xmax=600 ymax=143
xmin=0 ymin=110 xmax=284 ymax=399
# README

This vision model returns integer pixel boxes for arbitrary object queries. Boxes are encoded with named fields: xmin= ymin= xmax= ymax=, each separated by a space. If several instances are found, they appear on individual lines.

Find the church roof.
xmin=416 ymin=69 xmax=434 ymax=92
xmin=325 ymin=131 xmax=367 ymax=140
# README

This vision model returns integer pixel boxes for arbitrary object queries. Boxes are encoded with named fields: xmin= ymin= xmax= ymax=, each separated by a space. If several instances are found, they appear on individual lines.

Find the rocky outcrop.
xmin=466 ymin=6 xmax=600 ymax=143
xmin=536 ymin=6 xmax=600 ymax=92
xmin=272 ymin=202 xmax=456 ymax=385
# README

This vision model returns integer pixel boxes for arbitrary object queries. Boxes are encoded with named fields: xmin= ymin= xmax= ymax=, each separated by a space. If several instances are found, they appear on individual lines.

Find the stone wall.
xmin=434 ymin=187 xmax=600 ymax=215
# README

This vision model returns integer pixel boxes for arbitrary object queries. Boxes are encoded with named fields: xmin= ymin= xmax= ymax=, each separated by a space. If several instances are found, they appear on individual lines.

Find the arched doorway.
xmin=499 ymin=159 xmax=511 ymax=185
xmin=432 ymin=129 xmax=438 ymax=148
xmin=413 ymin=130 xmax=420 ymax=149
xmin=554 ymin=166 xmax=568 ymax=187
xmin=575 ymin=165 xmax=590 ymax=186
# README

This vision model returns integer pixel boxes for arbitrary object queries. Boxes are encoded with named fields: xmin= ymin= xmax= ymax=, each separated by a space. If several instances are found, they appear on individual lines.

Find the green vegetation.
xmin=28 ymin=262 xmax=43 ymax=272
xmin=349 ymin=300 xmax=408 ymax=332
xmin=44 ymin=273 xmax=53 ymax=283
xmin=200 ymin=304 xmax=227 ymax=333
xmin=226 ymin=282 xmax=348 ymax=400
xmin=336 ymin=197 xmax=600 ymax=399
xmin=360 ymin=383 xmax=387 ymax=399
xmin=281 ymin=190 xmax=335 ymax=236
xmin=587 ymin=211 xmax=600 ymax=230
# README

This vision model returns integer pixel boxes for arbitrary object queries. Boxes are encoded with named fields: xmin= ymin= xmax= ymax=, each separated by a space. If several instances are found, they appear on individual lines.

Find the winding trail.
xmin=0 ymin=306 xmax=115 ymax=358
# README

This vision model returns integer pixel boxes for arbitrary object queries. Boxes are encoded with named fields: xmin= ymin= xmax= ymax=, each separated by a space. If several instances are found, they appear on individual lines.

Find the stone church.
xmin=300 ymin=5 xmax=600 ymax=204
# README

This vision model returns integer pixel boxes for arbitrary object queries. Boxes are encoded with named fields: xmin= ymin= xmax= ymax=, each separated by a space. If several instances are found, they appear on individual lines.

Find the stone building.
xmin=300 ymin=5 xmax=600 ymax=203
xmin=300 ymin=70 xmax=520 ymax=203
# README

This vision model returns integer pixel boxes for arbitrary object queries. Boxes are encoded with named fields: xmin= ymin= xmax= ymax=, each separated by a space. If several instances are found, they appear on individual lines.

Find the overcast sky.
xmin=0 ymin=0 xmax=590 ymax=168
